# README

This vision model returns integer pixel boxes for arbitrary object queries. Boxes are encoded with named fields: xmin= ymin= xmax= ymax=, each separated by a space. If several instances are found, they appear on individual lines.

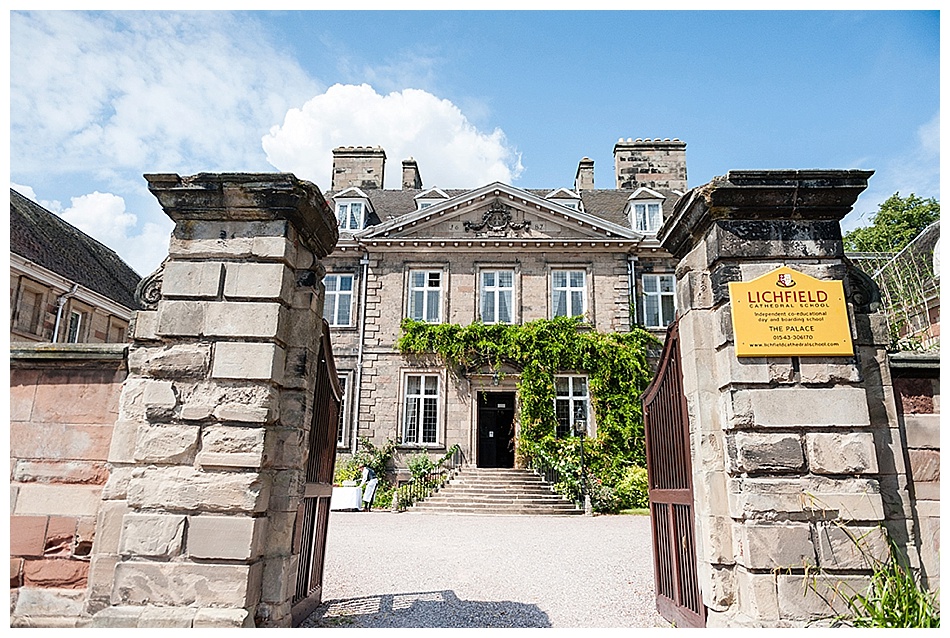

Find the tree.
xmin=844 ymin=193 xmax=940 ymax=253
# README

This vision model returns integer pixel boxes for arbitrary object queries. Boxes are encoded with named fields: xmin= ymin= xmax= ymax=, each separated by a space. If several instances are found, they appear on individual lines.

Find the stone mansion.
xmin=323 ymin=139 xmax=684 ymax=469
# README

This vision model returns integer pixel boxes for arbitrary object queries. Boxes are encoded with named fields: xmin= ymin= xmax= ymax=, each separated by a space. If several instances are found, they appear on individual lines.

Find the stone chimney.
xmin=402 ymin=158 xmax=423 ymax=190
xmin=613 ymin=138 xmax=687 ymax=191
xmin=574 ymin=157 xmax=595 ymax=191
xmin=331 ymin=146 xmax=386 ymax=191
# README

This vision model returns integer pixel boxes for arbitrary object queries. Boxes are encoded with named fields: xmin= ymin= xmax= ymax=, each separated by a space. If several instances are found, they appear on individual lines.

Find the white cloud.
xmin=262 ymin=84 xmax=523 ymax=191
xmin=58 ymin=191 xmax=173 ymax=277
xmin=11 ymin=11 xmax=321 ymax=177
xmin=843 ymin=112 xmax=941 ymax=232
xmin=11 ymin=181 xmax=62 ymax=214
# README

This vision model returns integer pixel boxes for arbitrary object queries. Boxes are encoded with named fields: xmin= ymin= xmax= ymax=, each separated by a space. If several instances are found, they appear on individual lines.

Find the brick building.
xmin=10 ymin=189 xmax=141 ymax=344
xmin=322 ymin=139 xmax=685 ymax=469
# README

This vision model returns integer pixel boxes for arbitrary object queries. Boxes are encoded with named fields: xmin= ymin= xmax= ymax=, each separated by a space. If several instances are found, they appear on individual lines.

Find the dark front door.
xmin=477 ymin=392 xmax=515 ymax=468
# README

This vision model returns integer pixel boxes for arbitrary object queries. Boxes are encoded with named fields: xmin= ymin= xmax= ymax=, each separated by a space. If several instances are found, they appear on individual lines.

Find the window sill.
xmin=397 ymin=443 xmax=445 ymax=451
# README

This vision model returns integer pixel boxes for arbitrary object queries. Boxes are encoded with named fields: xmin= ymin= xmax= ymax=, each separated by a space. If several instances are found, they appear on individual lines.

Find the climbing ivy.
xmin=396 ymin=316 xmax=659 ymax=477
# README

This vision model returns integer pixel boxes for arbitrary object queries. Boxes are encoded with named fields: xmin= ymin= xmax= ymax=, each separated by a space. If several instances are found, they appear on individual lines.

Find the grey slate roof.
xmin=10 ymin=188 xmax=142 ymax=310
xmin=328 ymin=186 xmax=682 ymax=230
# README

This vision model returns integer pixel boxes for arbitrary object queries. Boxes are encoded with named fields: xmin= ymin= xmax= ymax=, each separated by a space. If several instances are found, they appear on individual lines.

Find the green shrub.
xmin=587 ymin=477 xmax=621 ymax=514
xmin=615 ymin=465 xmax=649 ymax=509
xmin=406 ymin=453 xmax=436 ymax=480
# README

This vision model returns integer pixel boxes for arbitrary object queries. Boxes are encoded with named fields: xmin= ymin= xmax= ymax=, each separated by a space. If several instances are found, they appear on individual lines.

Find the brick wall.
xmin=9 ymin=344 xmax=126 ymax=625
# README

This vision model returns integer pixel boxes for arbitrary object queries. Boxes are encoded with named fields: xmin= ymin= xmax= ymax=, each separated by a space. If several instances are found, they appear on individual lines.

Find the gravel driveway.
xmin=302 ymin=510 xmax=669 ymax=628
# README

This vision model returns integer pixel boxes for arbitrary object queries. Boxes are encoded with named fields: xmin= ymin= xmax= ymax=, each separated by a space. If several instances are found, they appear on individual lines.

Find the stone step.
xmin=406 ymin=467 xmax=581 ymax=516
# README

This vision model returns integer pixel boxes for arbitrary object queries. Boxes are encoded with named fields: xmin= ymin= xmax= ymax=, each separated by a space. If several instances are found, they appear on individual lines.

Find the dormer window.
xmin=627 ymin=187 xmax=666 ymax=234
xmin=545 ymin=188 xmax=583 ymax=213
xmin=415 ymin=187 xmax=450 ymax=211
xmin=633 ymin=202 xmax=662 ymax=233
xmin=333 ymin=187 xmax=372 ymax=232
xmin=337 ymin=202 xmax=364 ymax=231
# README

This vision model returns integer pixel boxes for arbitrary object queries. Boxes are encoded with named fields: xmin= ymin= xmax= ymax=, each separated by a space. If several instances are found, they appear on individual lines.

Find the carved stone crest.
xmin=135 ymin=263 xmax=165 ymax=310
xmin=464 ymin=201 xmax=531 ymax=233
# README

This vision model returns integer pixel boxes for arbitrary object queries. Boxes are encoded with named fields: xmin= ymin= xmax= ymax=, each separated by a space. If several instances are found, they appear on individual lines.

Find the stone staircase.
xmin=409 ymin=467 xmax=584 ymax=515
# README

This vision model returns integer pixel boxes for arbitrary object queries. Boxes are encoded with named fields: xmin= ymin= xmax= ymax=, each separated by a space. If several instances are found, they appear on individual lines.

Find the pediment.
xmin=359 ymin=183 xmax=639 ymax=241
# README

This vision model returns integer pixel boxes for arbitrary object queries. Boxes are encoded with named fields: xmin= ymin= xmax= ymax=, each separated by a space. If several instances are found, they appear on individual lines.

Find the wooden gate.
xmin=291 ymin=320 xmax=343 ymax=625
xmin=642 ymin=320 xmax=706 ymax=627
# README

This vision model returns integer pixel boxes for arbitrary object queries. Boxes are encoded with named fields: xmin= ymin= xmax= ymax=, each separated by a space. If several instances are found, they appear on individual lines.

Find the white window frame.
xmin=401 ymin=372 xmax=442 ymax=446
xmin=66 ymin=309 xmax=83 ymax=343
xmin=336 ymin=371 xmax=351 ymax=447
xmin=407 ymin=269 xmax=444 ymax=323
xmin=642 ymin=273 xmax=676 ymax=328
xmin=551 ymin=269 xmax=587 ymax=318
xmin=633 ymin=201 xmax=663 ymax=234
xmin=324 ymin=273 xmax=355 ymax=327
xmin=555 ymin=375 xmax=591 ymax=438
xmin=479 ymin=269 xmax=515 ymax=324
xmin=336 ymin=201 xmax=365 ymax=231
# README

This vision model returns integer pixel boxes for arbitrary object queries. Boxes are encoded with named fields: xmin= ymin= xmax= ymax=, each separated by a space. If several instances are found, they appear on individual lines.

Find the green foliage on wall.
xmin=396 ymin=316 xmax=659 ymax=473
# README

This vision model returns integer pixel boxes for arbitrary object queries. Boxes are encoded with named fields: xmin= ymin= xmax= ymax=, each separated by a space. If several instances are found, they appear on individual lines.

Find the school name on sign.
xmin=729 ymin=266 xmax=854 ymax=357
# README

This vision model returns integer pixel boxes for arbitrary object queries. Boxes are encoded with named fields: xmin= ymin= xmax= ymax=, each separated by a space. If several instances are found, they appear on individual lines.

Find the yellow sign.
xmin=729 ymin=266 xmax=854 ymax=357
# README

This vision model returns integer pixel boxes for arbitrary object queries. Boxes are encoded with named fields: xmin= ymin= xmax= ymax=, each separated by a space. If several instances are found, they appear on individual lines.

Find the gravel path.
xmin=302 ymin=510 xmax=669 ymax=628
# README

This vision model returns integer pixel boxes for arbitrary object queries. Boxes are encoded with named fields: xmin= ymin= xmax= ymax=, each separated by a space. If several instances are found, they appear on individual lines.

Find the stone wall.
xmin=890 ymin=353 xmax=940 ymax=592
xmin=82 ymin=173 xmax=339 ymax=628
xmin=659 ymin=170 xmax=928 ymax=626
xmin=10 ymin=343 xmax=126 ymax=627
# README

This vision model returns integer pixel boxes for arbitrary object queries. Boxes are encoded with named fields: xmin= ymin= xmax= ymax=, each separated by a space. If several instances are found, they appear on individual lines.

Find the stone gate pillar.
xmin=660 ymin=170 xmax=916 ymax=626
xmin=86 ymin=173 xmax=337 ymax=627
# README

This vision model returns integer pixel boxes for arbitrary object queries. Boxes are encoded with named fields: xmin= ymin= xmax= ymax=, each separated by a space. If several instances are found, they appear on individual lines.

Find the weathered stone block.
xmin=703 ymin=564 xmax=736 ymax=611
xmin=14 ymin=484 xmax=103 ymax=517
xmin=731 ymin=432 xmax=804 ymax=473
xmin=134 ymin=423 xmax=199 ymax=464
xmin=735 ymin=522 xmax=815 ymax=569
xmin=13 ymin=587 xmax=87 ymax=618
xmin=186 ymin=515 xmax=265 ymax=560
xmin=259 ymin=555 xmax=297 ymax=606
xmin=88 ymin=606 xmax=144 ymax=627
xmin=815 ymin=523 xmax=889 ymax=569
xmin=805 ymin=432 xmax=878 ymax=475
xmin=748 ymin=387 xmax=870 ymax=427
xmin=263 ymin=426 xmax=307 ymax=470
xmin=908 ymin=449 xmax=940 ymax=482
xmin=193 ymin=608 xmax=253 ymax=628
xmin=127 ymin=466 xmax=268 ymax=513
xmin=127 ymin=343 xmax=211 ymax=379
xmin=728 ymin=476 xmax=884 ymax=521
xmin=212 ymin=403 xmax=272 ymax=423
xmin=799 ymin=357 xmax=861 ymax=384
xmin=204 ymin=301 xmax=284 ymax=339
xmin=224 ymin=262 xmax=293 ymax=300
xmin=201 ymin=425 xmax=266 ymax=455
xmin=84 ymin=554 xmax=118 ymax=615
xmin=161 ymin=261 xmax=223 ymax=298
xmin=733 ymin=568 xmax=779 ymax=624
xmin=142 ymin=379 xmax=177 ymax=413
xmin=13 ymin=460 xmax=109 ymax=485
xmin=23 ymin=558 xmax=89 ymax=588
xmin=10 ymin=515 xmax=48 ymax=557
xmin=156 ymin=300 xmax=205 ymax=337
xmin=903 ymin=414 xmax=940 ymax=448
xmin=101 ymin=466 xmax=133 ymax=500
xmin=212 ymin=342 xmax=285 ymax=382
xmin=137 ymin=606 xmax=197 ymax=628
xmin=130 ymin=311 xmax=159 ymax=341
xmin=92 ymin=501 xmax=129 ymax=555
xmin=776 ymin=573 xmax=870 ymax=621
xmin=112 ymin=562 xmax=258 ymax=607
xmin=118 ymin=514 xmax=186 ymax=558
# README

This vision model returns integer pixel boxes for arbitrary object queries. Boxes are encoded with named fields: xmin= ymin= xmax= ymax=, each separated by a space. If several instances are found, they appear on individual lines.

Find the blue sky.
xmin=8 ymin=9 xmax=941 ymax=276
